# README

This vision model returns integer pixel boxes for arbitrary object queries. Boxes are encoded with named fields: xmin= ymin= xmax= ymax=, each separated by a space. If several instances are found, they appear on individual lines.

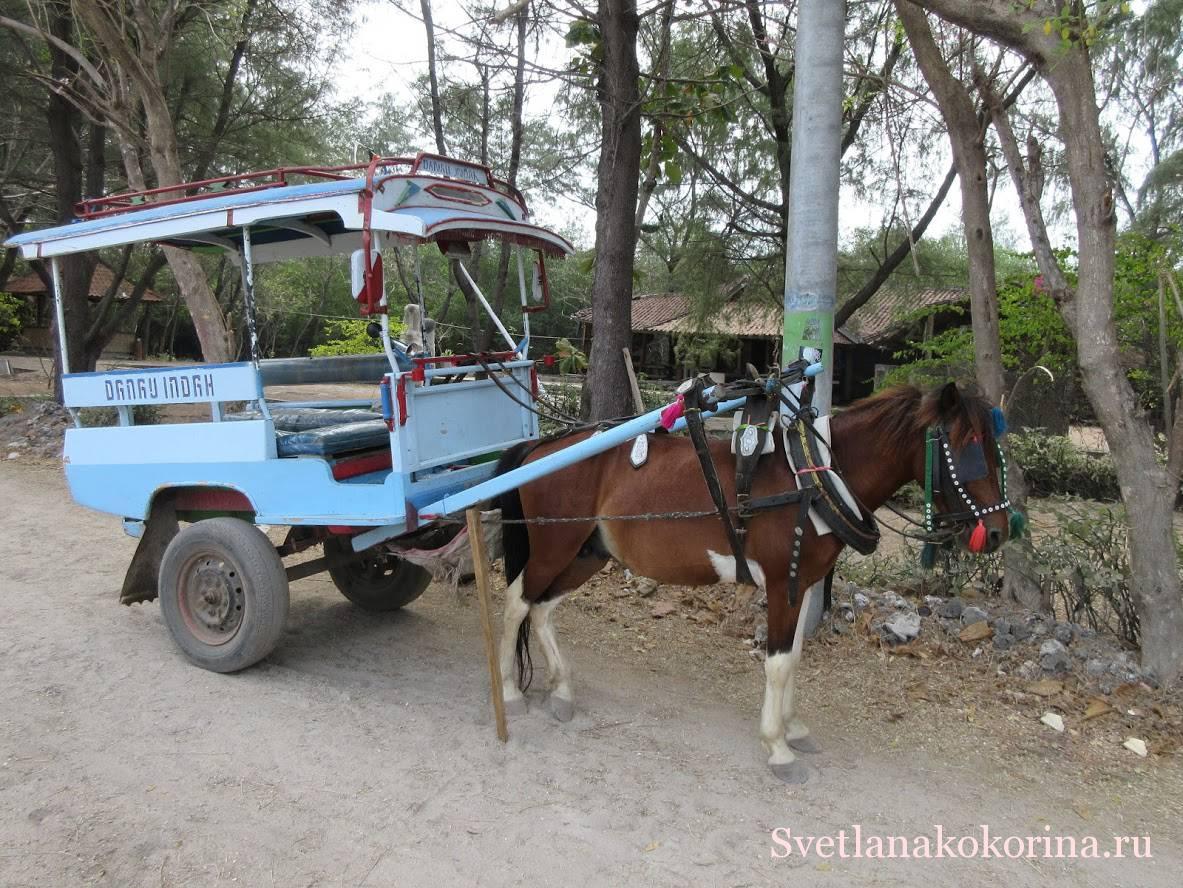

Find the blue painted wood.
xmin=415 ymin=396 xmax=747 ymax=519
xmin=62 ymin=363 xmax=262 ymax=408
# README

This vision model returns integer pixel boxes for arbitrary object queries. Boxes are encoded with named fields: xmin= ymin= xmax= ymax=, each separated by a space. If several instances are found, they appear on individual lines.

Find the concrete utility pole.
xmin=781 ymin=0 xmax=846 ymax=633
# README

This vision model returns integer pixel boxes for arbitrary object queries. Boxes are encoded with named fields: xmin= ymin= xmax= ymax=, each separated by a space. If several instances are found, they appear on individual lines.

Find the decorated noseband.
xmin=921 ymin=406 xmax=1025 ymax=564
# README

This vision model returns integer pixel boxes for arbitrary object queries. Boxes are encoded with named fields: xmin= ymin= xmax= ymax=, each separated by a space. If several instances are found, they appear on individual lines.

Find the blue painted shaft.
xmin=419 ymin=396 xmax=747 ymax=517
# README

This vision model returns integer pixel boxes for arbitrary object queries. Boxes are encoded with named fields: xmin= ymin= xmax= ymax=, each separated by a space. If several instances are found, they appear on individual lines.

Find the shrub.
xmin=310 ymin=318 xmax=404 ymax=357
xmin=838 ymin=498 xmax=1169 ymax=647
xmin=0 ymin=293 xmax=24 ymax=350
xmin=1007 ymin=430 xmax=1120 ymax=500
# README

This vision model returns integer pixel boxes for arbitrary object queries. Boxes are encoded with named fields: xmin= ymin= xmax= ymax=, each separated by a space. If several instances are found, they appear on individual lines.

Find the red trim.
xmin=172 ymin=488 xmax=252 ymax=512
xmin=327 ymin=526 xmax=362 ymax=535
xmin=71 ymin=155 xmax=531 ymax=224
xmin=396 ymin=373 xmax=409 ymax=426
xmin=331 ymin=450 xmax=392 ymax=481
xmin=530 ymin=365 xmax=539 ymax=398
xmin=411 ymin=351 xmax=517 ymax=369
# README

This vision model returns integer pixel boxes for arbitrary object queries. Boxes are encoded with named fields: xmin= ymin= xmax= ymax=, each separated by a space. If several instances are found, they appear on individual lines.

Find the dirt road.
xmin=1 ymin=461 xmax=1179 ymax=887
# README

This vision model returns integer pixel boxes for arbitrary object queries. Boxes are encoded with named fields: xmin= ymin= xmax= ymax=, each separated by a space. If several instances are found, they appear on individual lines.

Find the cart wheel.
xmin=324 ymin=537 xmax=432 ymax=612
xmin=158 ymin=518 xmax=289 ymax=673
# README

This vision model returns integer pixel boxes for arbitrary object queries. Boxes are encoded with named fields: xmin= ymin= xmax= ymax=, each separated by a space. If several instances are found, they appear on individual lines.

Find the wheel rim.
xmin=349 ymin=555 xmax=398 ymax=585
xmin=177 ymin=551 xmax=246 ymax=646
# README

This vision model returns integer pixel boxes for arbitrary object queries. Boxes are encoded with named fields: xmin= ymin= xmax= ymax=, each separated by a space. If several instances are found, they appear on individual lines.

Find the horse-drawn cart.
xmin=4 ymin=153 xmax=766 ymax=674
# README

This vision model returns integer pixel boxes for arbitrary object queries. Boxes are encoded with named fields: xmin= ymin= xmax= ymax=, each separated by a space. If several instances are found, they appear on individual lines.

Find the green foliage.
xmin=553 ymin=338 xmax=587 ymax=374
xmin=673 ymin=332 xmax=739 ymax=371
xmin=309 ymin=319 xmax=401 ymax=357
xmin=840 ymin=498 xmax=1172 ymax=647
xmin=0 ymin=293 xmax=24 ymax=350
xmin=1007 ymin=430 xmax=1121 ymax=500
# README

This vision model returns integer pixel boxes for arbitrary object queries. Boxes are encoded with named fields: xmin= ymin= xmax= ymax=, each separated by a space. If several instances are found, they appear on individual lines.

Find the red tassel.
xmin=968 ymin=519 xmax=988 ymax=554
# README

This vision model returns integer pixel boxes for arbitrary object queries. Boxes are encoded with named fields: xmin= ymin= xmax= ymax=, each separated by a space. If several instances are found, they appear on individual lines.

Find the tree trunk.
xmin=584 ymin=0 xmax=642 ymax=421
xmin=45 ymin=2 xmax=91 ymax=393
xmin=73 ymin=1 xmax=231 ymax=364
xmin=420 ymin=0 xmax=447 ymax=155
xmin=1046 ymin=53 xmax=1183 ymax=681
xmin=896 ymin=3 xmax=1043 ymax=610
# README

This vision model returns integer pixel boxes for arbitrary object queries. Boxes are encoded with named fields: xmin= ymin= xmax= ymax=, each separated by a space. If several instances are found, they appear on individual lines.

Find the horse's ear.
xmin=938 ymin=382 xmax=961 ymax=417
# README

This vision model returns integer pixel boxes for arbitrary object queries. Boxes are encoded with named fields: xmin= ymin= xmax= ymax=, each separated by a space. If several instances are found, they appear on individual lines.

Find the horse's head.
xmin=918 ymin=382 xmax=1011 ymax=555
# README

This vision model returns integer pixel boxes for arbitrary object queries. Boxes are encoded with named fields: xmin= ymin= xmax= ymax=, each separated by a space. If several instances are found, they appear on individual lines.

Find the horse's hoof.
xmin=770 ymin=761 xmax=811 ymax=784
xmin=788 ymin=734 xmax=822 ymax=754
xmin=503 ymin=696 xmax=527 ymax=716
xmin=548 ymin=695 xmax=575 ymax=722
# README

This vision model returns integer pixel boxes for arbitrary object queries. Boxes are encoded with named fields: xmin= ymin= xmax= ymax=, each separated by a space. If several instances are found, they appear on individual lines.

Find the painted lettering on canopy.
xmin=103 ymin=372 xmax=216 ymax=403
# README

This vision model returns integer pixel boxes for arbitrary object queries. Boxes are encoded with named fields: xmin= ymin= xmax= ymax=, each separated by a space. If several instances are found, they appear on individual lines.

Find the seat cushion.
xmin=276 ymin=420 xmax=390 ymax=457
xmin=232 ymin=407 xmax=382 ymax=432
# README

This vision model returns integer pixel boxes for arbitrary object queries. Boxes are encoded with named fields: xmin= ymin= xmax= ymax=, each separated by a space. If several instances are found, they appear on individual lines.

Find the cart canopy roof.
xmin=4 ymin=154 xmax=574 ymax=263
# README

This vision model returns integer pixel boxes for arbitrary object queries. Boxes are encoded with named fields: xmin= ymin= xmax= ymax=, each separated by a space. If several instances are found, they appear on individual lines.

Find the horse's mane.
xmin=839 ymin=383 xmax=996 ymax=451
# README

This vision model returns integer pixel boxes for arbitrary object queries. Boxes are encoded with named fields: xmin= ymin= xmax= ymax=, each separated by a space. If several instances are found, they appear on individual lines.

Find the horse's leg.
xmin=531 ymin=549 xmax=607 ymax=722
xmin=760 ymin=582 xmax=812 ymax=783
xmin=782 ymin=585 xmax=820 ymax=754
xmin=499 ymin=572 xmax=531 ymax=715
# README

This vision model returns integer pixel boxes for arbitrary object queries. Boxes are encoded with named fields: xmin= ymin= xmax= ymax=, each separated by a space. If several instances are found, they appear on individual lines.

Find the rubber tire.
xmin=324 ymin=537 xmax=432 ymax=612
xmin=158 ymin=518 xmax=290 ymax=673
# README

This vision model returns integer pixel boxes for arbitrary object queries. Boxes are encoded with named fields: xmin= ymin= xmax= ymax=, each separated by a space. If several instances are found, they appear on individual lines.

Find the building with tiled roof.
xmin=572 ymin=281 xmax=966 ymax=402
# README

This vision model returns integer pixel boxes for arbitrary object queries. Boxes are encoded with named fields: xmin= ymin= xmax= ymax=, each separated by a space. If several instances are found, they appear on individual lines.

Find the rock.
xmin=962 ymin=606 xmax=989 ymax=625
xmin=1122 ymin=737 xmax=1148 ymax=758
xmin=853 ymin=591 xmax=870 ymax=610
xmin=1029 ymin=618 xmax=1049 ymax=637
xmin=5 ymin=452 xmax=17 ymax=460
xmin=649 ymin=601 xmax=676 ymax=619
xmin=752 ymin=624 xmax=768 ymax=647
xmin=992 ymin=617 xmax=1012 ymax=638
xmin=939 ymin=598 xmax=964 ymax=620
xmin=881 ymin=591 xmax=909 ymax=610
xmin=884 ymin=612 xmax=921 ymax=643
xmin=1040 ymin=639 xmax=1072 ymax=674
xmin=1011 ymin=622 xmax=1032 ymax=642
xmin=1018 ymin=660 xmax=1041 ymax=681
xmin=917 ymin=605 xmax=932 ymax=617
xmin=633 ymin=577 xmax=659 ymax=598
xmin=924 ymin=595 xmax=944 ymax=609
xmin=1040 ymin=712 xmax=1065 ymax=732
xmin=837 ymin=603 xmax=856 ymax=623
xmin=1085 ymin=658 xmax=1109 ymax=678
xmin=993 ymin=634 xmax=1013 ymax=651
xmin=1053 ymin=622 xmax=1075 ymax=645
xmin=959 ymin=620 xmax=992 ymax=643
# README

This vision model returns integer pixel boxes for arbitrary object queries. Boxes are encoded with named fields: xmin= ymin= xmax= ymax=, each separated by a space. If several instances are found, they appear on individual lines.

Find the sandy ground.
xmin=2 ymin=463 xmax=1182 ymax=887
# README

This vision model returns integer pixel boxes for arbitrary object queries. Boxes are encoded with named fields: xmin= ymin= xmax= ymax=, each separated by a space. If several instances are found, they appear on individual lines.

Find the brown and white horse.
xmin=492 ymin=382 xmax=1009 ymax=782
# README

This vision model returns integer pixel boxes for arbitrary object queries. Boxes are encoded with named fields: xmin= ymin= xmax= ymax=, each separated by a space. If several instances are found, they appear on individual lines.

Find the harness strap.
xmin=683 ymin=380 xmax=756 ymax=588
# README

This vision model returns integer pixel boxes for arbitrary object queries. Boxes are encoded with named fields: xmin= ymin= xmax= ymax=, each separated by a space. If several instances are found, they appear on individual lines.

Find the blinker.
xmin=951 ymin=437 xmax=988 ymax=482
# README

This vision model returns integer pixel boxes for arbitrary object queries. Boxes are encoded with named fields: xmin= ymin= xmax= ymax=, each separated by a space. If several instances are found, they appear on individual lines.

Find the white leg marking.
xmin=500 ymin=574 xmax=530 ymax=704
xmin=531 ymin=595 xmax=572 ymax=703
xmin=783 ymin=586 xmax=812 ymax=741
xmin=761 ymin=651 xmax=796 ymax=766
xmin=706 ymin=549 xmax=767 ymax=590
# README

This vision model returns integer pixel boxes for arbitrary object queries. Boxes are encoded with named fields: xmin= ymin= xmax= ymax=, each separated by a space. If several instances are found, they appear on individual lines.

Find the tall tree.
xmin=583 ymin=0 xmax=642 ymax=420
xmin=910 ymin=0 xmax=1183 ymax=682
xmin=895 ymin=3 xmax=1043 ymax=610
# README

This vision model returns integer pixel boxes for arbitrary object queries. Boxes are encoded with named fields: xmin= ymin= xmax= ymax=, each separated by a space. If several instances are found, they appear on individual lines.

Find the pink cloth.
xmin=659 ymin=394 xmax=685 ymax=430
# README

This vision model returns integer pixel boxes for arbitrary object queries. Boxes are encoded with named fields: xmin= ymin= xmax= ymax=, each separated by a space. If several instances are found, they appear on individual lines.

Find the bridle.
xmin=920 ymin=406 xmax=1024 ymax=560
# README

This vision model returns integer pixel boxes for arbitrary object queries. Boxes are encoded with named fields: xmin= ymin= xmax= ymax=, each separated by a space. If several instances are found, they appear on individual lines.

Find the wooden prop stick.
xmin=622 ymin=347 xmax=645 ymax=414
xmin=466 ymin=507 xmax=509 ymax=742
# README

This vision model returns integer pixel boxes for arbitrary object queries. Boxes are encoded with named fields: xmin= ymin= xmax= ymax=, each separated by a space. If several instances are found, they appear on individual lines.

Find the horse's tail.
xmin=493 ymin=441 xmax=534 ymax=690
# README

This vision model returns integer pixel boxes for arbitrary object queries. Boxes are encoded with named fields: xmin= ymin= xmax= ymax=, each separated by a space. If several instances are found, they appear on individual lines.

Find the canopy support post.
xmin=49 ymin=256 xmax=70 ymax=375
xmin=239 ymin=226 xmax=271 ymax=420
